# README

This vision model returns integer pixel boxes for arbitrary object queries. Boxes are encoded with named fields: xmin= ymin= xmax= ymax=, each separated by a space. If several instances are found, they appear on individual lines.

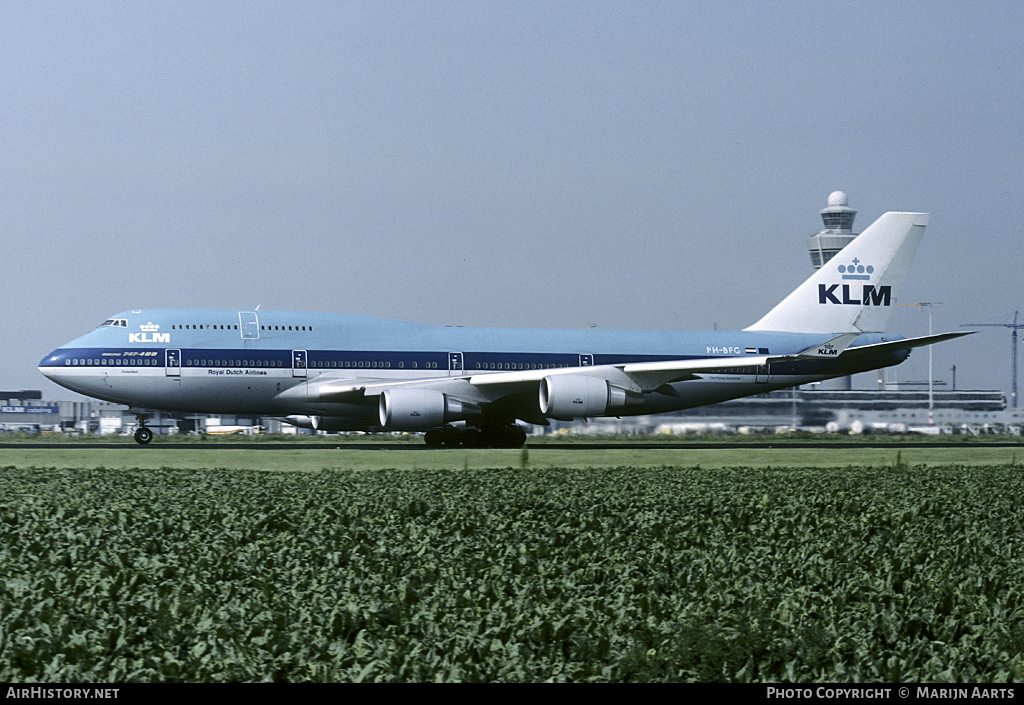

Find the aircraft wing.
xmin=470 ymin=354 xmax=773 ymax=392
xmin=277 ymin=333 xmax=870 ymax=406
xmin=275 ymin=355 xmax=768 ymax=407
xmin=271 ymin=331 xmax=972 ymax=426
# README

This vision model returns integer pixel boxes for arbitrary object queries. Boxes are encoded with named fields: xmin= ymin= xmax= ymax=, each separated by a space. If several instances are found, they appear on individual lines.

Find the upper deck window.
xmin=100 ymin=319 xmax=128 ymax=328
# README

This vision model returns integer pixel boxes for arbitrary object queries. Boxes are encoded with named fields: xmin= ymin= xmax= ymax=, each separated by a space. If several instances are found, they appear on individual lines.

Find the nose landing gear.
xmin=133 ymin=413 xmax=153 ymax=445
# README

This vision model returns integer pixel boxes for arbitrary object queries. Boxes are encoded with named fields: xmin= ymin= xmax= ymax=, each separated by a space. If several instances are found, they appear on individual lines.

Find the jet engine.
xmin=379 ymin=388 xmax=480 ymax=430
xmin=539 ymin=375 xmax=644 ymax=419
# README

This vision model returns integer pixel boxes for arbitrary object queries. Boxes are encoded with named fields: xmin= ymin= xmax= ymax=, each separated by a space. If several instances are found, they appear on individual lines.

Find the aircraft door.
xmin=239 ymin=312 xmax=259 ymax=340
xmin=292 ymin=350 xmax=308 ymax=378
xmin=448 ymin=352 xmax=463 ymax=376
xmin=755 ymin=364 xmax=770 ymax=383
xmin=166 ymin=349 xmax=181 ymax=377
xmin=579 ymin=354 xmax=594 ymax=367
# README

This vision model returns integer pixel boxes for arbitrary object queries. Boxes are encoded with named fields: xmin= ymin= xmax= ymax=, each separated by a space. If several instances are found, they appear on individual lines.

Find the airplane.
xmin=39 ymin=210 xmax=971 ymax=446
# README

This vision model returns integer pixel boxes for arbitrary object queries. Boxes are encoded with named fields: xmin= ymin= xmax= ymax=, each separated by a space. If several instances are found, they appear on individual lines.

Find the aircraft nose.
xmin=38 ymin=348 xmax=101 ymax=397
xmin=39 ymin=350 xmax=62 ymax=380
xmin=38 ymin=349 xmax=74 ymax=388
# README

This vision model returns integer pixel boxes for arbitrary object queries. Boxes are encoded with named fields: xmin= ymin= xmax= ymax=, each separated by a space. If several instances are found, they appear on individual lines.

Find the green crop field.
xmin=2 ymin=456 xmax=1023 ymax=682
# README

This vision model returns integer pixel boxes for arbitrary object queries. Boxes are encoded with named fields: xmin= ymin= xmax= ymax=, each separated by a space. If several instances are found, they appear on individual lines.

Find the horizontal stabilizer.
xmin=838 ymin=331 xmax=974 ymax=359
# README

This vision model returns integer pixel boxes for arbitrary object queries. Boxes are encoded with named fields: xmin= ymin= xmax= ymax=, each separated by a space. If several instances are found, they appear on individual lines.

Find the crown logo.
xmin=837 ymin=258 xmax=874 ymax=280
xmin=140 ymin=322 xmax=160 ymax=332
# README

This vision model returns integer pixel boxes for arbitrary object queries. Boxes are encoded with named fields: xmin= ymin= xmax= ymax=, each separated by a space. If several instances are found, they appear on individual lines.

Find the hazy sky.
xmin=3 ymin=1 xmax=1022 ymax=400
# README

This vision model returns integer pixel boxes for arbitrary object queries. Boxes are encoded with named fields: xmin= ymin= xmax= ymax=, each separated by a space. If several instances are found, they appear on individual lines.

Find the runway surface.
xmin=3 ymin=441 xmax=1022 ymax=450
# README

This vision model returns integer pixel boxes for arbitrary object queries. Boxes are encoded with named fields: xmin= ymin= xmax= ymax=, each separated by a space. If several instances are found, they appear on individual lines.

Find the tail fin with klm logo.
xmin=744 ymin=211 xmax=930 ymax=334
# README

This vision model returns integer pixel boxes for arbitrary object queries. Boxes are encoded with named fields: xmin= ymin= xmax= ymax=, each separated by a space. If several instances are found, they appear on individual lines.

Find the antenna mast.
xmin=961 ymin=311 xmax=1021 ymax=408
xmin=900 ymin=302 xmax=940 ymax=425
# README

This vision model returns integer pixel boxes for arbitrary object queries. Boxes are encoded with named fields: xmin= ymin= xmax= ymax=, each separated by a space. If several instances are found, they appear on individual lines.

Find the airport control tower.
xmin=808 ymin=191 xmax=858 ymax=269
xmin=809 ymin=191 xmax=858 ymax=390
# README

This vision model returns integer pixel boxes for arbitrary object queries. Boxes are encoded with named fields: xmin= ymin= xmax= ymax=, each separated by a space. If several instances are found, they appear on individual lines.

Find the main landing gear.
xmin=133 ymin=413 xmax=153 ymax=445
xmin=424 ymin=424 xmax=527 ymax=448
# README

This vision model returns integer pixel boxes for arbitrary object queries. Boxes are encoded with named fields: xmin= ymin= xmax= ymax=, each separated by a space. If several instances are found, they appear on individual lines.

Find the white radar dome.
xmin=827 ymin=191 xmax=848 ymax=207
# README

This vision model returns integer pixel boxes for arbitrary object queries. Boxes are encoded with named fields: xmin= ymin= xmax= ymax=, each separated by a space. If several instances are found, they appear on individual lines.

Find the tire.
xmin=507 ymin=425 xmax=527 ymax=448
xmin=461 ymin=428 xmax=484 ymax=448
xmin=441 ymin=427 xmax=462 ymax=447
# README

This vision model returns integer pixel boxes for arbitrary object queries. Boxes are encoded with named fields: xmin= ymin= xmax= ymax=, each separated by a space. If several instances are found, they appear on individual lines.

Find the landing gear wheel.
xmin=488 ymin=425 xmax=526 ymax=448
xmin=424 ymin=429 xmax=444 ymax=447
xmin=134 ymin=427 xmax=153 ymax=445
xmin=461 ymin=428 xmax=484 ymax=448
xmin=441 ymin=427 xmax=462 ymax=447
xmin=506 ymin=425 xmax=527 ymax=448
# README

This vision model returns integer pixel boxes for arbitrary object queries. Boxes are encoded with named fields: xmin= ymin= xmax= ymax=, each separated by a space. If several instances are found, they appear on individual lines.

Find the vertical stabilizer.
xmin=744 ymin=211 xmax=929 ymax=334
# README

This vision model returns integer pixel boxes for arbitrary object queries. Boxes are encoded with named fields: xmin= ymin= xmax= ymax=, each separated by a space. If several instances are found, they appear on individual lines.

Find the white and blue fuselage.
xmin=40 ymin=309 xmax=905 ymax=421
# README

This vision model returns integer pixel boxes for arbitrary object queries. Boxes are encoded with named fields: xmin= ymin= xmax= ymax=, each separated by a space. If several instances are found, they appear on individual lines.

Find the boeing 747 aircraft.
xmin=40 ymin=211 xmax=969 ymax=446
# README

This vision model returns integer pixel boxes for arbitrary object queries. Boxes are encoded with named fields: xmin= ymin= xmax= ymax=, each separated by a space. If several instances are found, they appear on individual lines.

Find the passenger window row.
xmin=475 ymin=362 xmax=569 ymax=370
xmin=186 ymin=359 xmax=284 ymax=367
xmin=308 ymin=361 xmax=442 ymax=369
xmin=170 ymin=324 xmax=314 ymax=332
xmin=66 ymin=358 xmax=158 ymax=366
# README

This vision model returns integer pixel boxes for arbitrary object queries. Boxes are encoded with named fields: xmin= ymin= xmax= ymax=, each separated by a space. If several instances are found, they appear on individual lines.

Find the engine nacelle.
xmin=539 ymin=375 xmax=644 ymax=419
xmin=379 ymin=388 xmax=480 ymax=430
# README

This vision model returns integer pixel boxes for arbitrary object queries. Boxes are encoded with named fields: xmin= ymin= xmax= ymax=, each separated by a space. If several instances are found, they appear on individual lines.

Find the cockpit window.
xmin=100 ymin=319 xmax=128 ymax=328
